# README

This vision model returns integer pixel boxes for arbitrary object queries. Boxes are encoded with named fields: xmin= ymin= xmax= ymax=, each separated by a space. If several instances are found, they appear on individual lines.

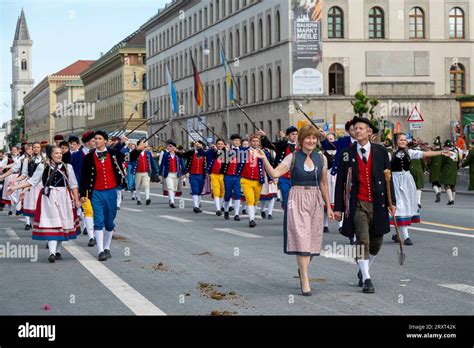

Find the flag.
xmin=219 ymin=44 xmax=234 ymax=105
xmin=166 ymin=66 xmax=178 ymax=114
xmin=190 ymin=53 xmax=203 ymax=107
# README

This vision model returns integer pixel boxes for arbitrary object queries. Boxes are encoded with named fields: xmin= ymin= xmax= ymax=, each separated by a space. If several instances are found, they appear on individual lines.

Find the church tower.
xmin=10 ymin=8 xmax=34 ymax=120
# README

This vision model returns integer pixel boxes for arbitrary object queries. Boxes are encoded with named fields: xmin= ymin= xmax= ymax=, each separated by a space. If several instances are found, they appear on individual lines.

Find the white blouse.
xmin=27 ymin=163 xmax=78 ymax=189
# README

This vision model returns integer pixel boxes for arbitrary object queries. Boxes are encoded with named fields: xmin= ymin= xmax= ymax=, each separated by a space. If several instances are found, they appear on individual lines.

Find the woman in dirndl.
xmin=0 ymin=146 xmax=22 ymax=215
xmin=253 ymin=124 xmax=333 ymax=296
xmin=7 ymin=145 xmax=82 ymax=263
xmin=390 ymin=133 xmax=448 ymax=245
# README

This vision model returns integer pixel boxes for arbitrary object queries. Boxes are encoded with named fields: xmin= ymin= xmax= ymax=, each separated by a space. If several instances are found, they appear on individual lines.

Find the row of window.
xmin=150 ymin=65 xmax=282 ymax=120
xmin=149 ymin=0 xmax=259 ymax=57
xmin=148 ymin=9 xmax=281 ymax=90
xmin=85 ymin=74 xmax=123 ymax=102
xmin=328 ymin=6 xmax=467 ymax=39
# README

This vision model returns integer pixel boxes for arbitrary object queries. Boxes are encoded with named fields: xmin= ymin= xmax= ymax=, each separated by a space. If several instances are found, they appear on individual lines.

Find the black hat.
xmin=68 ymin=135 xmax=80 ymax=143
xmin=167 ymin=139 xmax=177 ymax=147
xmin=351 ymin=116 xmax=379 ymax=134
xmin=81 ymin=131 xmax=94 ymax=143
xmin=444 ymin=139 xmax=453 ymax=148
xmin=94 ymin=130 xmax=108 ymax=141
xmin=230 ymin=134 xmax=241 ymax=141
xmin=285 ymin=126 xmax=298 ymax=136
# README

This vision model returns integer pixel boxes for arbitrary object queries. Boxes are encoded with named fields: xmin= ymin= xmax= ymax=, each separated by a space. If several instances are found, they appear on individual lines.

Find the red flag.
xmin=190 ymin=54 xmax=203 ymax=107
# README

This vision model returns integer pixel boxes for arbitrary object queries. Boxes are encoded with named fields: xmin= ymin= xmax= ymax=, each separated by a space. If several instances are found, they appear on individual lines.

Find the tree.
xmin=351 ymin=90 xmax=379 ymax=120
xmin=7 ymin=106 xmax=26 ymax=147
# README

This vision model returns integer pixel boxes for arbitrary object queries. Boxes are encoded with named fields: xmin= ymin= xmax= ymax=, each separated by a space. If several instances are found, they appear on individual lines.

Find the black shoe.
xmin=55 ymin=252 xmax=63 ymax=260
xmin=25 ymin=224 xmax=31 ymax=230
xmin=323 ymin=226 xmax=329 ymax=233
xmin=392 ymin=233 xmax=399 ymax=243
xmin=435 ymin=192 xmax=441 ymax=203
xmin=298 ymin=269 xmax=312 ymax=296
xmin=224 ymin=212 xmax=230 ymax=220
xmin=146 ymin=199 xmax=151 ymax=205
xmin=234 ymin=215 xmax=240 ymax=221
xmin=132 ymin=196 xmax=136 ymax=201
xmin=357 ymin=270 xmax=363 ymax=287
xmin=349 ymin=237 xmax=355 ymax=245
xmin=137 ymin=201 xmax=142 ymax=205
xmin=82 ymin=227 xmax=87 ymax=235
xmin=16 ymin=211 xmax=21 ymax=216
xmin=261 ymin=211 xmax=267 ymax=219
xmin=268 ymin=214 xmax=273 ymax=220
xmin=404 ymin=238 xmax=413 ymax=246
xmin=193 ymin=207 xmax=201 ymax=213
xmin=48 ymin=254 xmax=56 ymax=263
xmin=418 ymin=204 xmax=422 ymax=209
xmin=8 ymin=211 xmax=12 ymax=216
xmin=104 ymin=249 xmax=112 ymax=259
xmin=98 ymin=252 xmax=107 ymax=261
xmin=216 ymin=210 xmax=222 ymax=216
xmin=362 ymin=279 xmax=375 ymax=293
xmin=88 ymin=238 xmax=96 ymax=247
xmin=241 ymin=209 xmax=246 ymax=215
xmin=169 ymin=203 xmax=176 ymax=208
xmin=249 ymin=220 xmax=256 ymax=228
xmin=229 ymin=206 xmax=234 ymax=212
xmin=447 ymin=200 xmax=454 ymax=205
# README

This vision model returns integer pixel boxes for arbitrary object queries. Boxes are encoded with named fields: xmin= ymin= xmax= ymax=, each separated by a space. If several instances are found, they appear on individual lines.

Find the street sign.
xmin=406 ymin=132 xmax=412 ymax=139
xmin=313 ymin=118 xmax=325 ymax=124
xmin=323 ymin=123 xmax=329 ymax=131
xmin=407 ymin=105 xmax=424 ymax=123
xmin=410 ymin=122 xmax=423 ymax=130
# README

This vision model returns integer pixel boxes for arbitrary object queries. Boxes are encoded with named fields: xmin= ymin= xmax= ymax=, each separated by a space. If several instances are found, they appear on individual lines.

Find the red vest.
xmin=282 ymin=145 xmax=297 ymax=179
xmin=93 ymin=152 xmax=117 ymax=190
xmin=169 ymin=155 xmax=178 ymax=173
xmin=357 ymin=152 xmax=373 ymax=203
xmin=211 ymin=156 xmax=223 ymax=174
xmin=241 ymin=153 xmax=261 ymax=181
xmin=225 ymin=155 xmax=238 ymax=176
xmin=190 ymin=152 xmax=204 ymax=175
xmin=137 ymin=152 xmax=148 ymax=173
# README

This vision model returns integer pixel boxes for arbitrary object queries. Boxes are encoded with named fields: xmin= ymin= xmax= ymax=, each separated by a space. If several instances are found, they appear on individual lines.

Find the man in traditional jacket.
xmin=427 ymin=136 xmax=443 ymax=202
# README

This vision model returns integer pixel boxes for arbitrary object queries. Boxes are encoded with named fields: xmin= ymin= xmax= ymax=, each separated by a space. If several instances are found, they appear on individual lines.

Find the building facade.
xmin=23 ymin=60 xmax=94 ymax=143
xmin=81 ymin=30 xmax=148 ymax=136
xmin=10 ymin=9 xmax=34 ymax=120
xmin=143 ymin=0 xmax=473 ymax=146
xmin=54 ymin=80 xmax=88 ymax=137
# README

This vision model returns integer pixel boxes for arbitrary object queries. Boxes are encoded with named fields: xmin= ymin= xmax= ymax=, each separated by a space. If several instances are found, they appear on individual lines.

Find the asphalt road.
xmin=0 ymin=184 xmax=473 ymax=315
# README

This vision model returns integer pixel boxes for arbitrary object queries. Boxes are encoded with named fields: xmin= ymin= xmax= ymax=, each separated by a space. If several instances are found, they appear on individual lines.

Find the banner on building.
xmin=292 ymin=0 xmax=323 ymax=95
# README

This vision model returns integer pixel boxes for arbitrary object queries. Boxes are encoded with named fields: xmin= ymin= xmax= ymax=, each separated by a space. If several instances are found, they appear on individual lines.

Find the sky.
xmin=0 ymin=0 xmax=172 ymax=125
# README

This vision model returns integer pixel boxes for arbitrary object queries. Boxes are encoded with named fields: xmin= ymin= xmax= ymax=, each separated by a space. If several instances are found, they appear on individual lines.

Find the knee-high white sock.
xmin=56 ymin=241 xmax=63 ymax=253
xmin=323 ymin=213 xmax=329 ymax=227
xmin=84 ymin=217 xmax=94 ymax=239
xmin=400 ymin=226 xmax=410 ymax=240
xmin=192 ymin=195 xmax=199 ymax=208
xmin=25 ymin=216 xmax=30 ymax=225
xmin=169 ymin=191 xmax=175 ymax=203
xmin=359 ymin=259 xmax=370 ymax=281
xmin=48 ymin=240 xmax=57 ymax=255
xmin=368 ymin=254 xmax=376 ymax=269
xmin=116 ymin=190 xmax=122 ymax=207
xmin=104 ymin=230 xmax=113 ymax=250
xmin=267 ymin=199 xmax=275 ymax=215
xmin=224 ymin=200 xmax=230 ymax=212
xmin=446 ymin=188 xmax=453 ymax=201
xmin=132 ymin=191 xmax=137 ymax=199
xmin=339 ymin=220 xmax=343 ymax=227
xmin=433 ymin=186 xmax=439 ymax=194
xmin=247 ymin=205 xmax=255 ymax=221
xmin=241 ymin=201 xmax=246 ymax=210
xmin=416 ymin=190 xmax=422 ymax=205
xmin=233 ymin=199 xmax=241 ymax=215
xmin=452 ymin=191 xmax=456 ymax=201
xmin=95 ymin=229 xmax=104 ymax=254
xmin=214 ymin=197 xmax=221 ymax=211
xmin=137 ymin=190 xmax=142 ymax=202
xmin=145 ymin=187 xmax=150 ymax=200
xmin=8 ymin=204 xmax=12 ymax=212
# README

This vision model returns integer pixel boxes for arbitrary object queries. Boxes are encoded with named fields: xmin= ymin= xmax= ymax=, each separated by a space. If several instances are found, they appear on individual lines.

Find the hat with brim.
xmin=351 ymin=116 xmax=379 ymax=134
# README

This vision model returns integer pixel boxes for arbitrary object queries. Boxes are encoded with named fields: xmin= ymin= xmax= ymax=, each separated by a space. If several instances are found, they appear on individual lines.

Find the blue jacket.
xmin=70 ymin=146 xmax=88 ymax=184
xmin=159 ymin=151 xmax=185 ymax=178
xmin=129 ymin=150 xmax=158 ymax=176
xmin=321 ymin=136 xmax=355 ymax=176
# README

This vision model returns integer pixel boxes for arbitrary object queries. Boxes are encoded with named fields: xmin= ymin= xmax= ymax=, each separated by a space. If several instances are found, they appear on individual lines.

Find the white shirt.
xmin=27 ymin=163 xmax=78 ymax=189
xmin=357 ymin=142 xmax=371 ymax=161
xmin=82 ymin=147 xmax=90 ymax=155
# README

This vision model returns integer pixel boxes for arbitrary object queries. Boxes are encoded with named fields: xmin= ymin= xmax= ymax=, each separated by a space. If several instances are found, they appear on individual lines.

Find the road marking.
xmin=214 ymin=228 xmax=262 ymax=238
xmin=121 ymin=207 xmax=143 ymax=212
xmin=0 ymin=228 xmax=20 ymax=240
xmin=159 ymin=215 xmax=193 ymax=223
xmin=404 ymin=226 xmax=474 ymax=239
xmin=64 ymin=243 xmax=166 ymax=315
xmin=438 ymin=284 xmax=474 ymax=295
xmin=420 ymin=221 xmax=474 ymax=231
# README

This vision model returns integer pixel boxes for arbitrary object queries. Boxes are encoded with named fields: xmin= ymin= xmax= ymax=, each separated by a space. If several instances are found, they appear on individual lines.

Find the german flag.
xmin=190 ymin=53 xmax=203 ymax=108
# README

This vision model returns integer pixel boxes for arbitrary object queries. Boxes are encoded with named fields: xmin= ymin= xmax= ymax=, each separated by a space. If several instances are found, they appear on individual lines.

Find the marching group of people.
xmin=1 ymin=116 xmax=472 ymax=296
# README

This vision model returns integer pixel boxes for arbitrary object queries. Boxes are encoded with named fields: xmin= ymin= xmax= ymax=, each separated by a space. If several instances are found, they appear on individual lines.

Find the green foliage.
xmin=6 ymin=106 xmax=26 ymax=148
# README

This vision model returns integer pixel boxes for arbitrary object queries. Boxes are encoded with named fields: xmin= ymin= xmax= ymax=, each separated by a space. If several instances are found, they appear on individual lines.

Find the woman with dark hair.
xmin=390 ymin=133 xmax=448 ymax=245
xmin=253 ymin=124 xmax=333 ymax=296
xmin=7 ymin=145 xmax=81 ymax=263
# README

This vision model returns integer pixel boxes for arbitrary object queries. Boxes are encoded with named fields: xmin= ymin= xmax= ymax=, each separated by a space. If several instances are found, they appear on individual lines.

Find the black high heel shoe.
xmin=298 ymin=269 xmax=312 ymax=296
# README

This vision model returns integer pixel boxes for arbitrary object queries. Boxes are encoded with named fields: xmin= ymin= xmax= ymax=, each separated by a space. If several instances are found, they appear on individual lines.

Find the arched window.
xmin=244 ymin=75 xmax=248 ymax=104
xmin=142 ymin=73 xmax=147 ymax=90
xmin=210 ymin=40 xmax=215 ymax=66
xmin=21 ymin=59 xmax=27 ymax=71
xmin=409 ymin=7 xmax=425 ymax=38
xmin=259 ymin=18 xmax=263 ymax=48
xmin=267 ymin=69 xmax=272 ymax=100
xmin=142 ymin=102 xmax=147 ymax=118
xmin=243 ymin=25 xmax=248 ymax=54
xmin=211 ymin=84 xmax=215 ymax=110
xmin=369 ymin=7 xmax=385 ymax=39
xmin=259 ymin=71 xmax=264 ymax=101
xmin=236 ymin=29 xmax=240 ymax=57
xmin=184 ymin=52 xmax=188 ymax=75
xmin=217 ymin=83 xmax=221 ymax=109
xmin=216 ymin=0 xmax=220 ymax=21
xmin=266 ymin=14 xmax=272 ymax=46
xmin=251 ymin=22 xmax=255 ymax=51
xmin=251 ymin=73 xmax=256 ymax=103
xmin=229 ymin=31 xmax=233 ymax=58
xmin=276 ymin=11 xmax=281 ymax=42
xmin=449 ymin=7 xmax=465 ymax=39
xmin=450 ymin=63 xmax=465 ymax=95
xmin=277 ymin=66 xmax=282 ymax=98
xmin=328 ymin=63 xmax=344 ymax=95
xmin=328 ymin=7 xmax=344 ymax=38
